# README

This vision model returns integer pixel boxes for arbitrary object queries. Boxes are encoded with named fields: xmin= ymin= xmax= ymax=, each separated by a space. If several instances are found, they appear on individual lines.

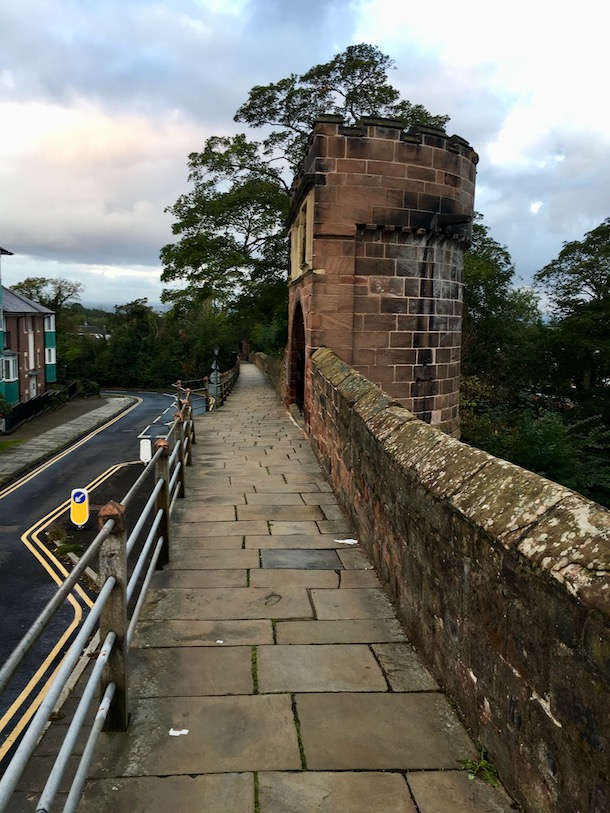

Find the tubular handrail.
xmin=0 ymin=520 xmax=114 ymax=696
xmin=0 ymin=372 xmax=238 ymax=813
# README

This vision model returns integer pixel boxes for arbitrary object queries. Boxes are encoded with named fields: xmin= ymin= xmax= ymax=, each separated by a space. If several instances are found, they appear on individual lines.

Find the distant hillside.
xmin=82 ymin=301 xmax=170 ymax=312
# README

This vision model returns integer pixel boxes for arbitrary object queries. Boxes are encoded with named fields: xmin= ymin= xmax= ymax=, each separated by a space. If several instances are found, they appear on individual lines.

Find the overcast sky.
xmin=1 ymin=0 xmax=608 ymax=307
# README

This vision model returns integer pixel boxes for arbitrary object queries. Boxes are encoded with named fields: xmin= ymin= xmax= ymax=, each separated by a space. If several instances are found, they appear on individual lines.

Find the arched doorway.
xmin=290 ymin=301 xmax=306 ymax=412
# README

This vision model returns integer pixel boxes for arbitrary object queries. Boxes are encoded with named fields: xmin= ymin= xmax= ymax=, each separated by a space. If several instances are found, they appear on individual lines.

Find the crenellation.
xmin=287 ymin=115 xmax=476 ymax=433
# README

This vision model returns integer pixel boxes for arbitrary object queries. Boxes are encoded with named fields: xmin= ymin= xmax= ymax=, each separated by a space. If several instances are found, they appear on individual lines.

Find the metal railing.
xmin=174 ymin=357 xmax=240 ymax=413
xmin=0 ymin=390 xmax=200 ymax=812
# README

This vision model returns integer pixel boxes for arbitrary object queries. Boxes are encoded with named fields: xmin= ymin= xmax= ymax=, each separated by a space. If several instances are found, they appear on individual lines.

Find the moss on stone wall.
xmin=309 ymin=346 xmax=610 ymax=813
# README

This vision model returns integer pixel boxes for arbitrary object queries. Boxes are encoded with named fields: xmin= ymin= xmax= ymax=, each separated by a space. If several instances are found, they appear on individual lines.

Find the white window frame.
xmin=2 ymin=356 xmax=18 ymax=382
xmin=44 ymin=315 xmax=56 ymax=332
xmin=45 ymin=347 xmax=57 ymax=365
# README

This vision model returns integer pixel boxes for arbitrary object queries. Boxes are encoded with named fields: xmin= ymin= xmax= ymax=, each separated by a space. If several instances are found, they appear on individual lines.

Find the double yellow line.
xmin=0 ymin=462 xmax=142 ymax=760
xmin=0 ymin=399 xmax=142 ymax=761
xmin=0 ymin=399 xmax=141 ymax=502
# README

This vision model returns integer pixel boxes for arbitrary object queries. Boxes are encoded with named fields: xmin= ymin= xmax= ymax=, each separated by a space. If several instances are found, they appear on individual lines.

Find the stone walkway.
xmin=75 ymin=363 xmax=515 ymax=812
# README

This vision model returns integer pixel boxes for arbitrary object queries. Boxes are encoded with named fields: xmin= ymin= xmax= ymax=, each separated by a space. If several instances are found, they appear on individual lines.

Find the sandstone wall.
xmin=287 ymin=117 xmax=477 ymax=435
xmin=309 ymin=347 xmax=610 ymax=813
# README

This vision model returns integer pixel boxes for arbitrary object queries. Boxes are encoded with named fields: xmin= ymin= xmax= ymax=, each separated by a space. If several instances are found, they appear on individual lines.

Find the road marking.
xmin=0 ymin=397 xmax=142 ymax=501
xmin=0 ymin=460 xmax=139 ymax=755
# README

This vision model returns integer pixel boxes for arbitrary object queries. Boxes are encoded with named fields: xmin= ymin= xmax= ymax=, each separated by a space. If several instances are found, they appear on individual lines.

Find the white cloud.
xmin=1 ymin=0 xmax=609 ymax=302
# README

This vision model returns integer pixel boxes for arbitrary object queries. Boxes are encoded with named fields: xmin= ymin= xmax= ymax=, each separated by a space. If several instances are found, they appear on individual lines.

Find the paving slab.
xmin=173 ymin=504 xmax=237 ymax=522
xmin=129 ymin=646 xmax=253 ymax=696
xmin=311 ymin=588 xmax=395 ymax=620
xmin=282 ymin=471 xmax=328 ymax=482
xmin=275 ymin=619 xmax=408 ymax=645
xmin=337 ymin=548 xmax=374 ymax=569
xmin=79 ymin=774 xmax=254 ymax=813
xmin=257 ymin=644 xmax=388 ymax=692
xmin=165 ymin=549 xmax=260 ymax=569
xmin=191 ymin=519 xmax=270 ymax=537
xmin=172 ymin=532 xmax=245 ymax=547
xmin=143 ymin=586 xmax=314 ymax=620
xmin=230 ymin=476 xmax=289 ymax=490
xmin=245 ymin=492 xmax=305 ymax=505
xmin=260 ymin=549 xmax=343 ymax=569
xmin=339 ymin=570 xmax=381 ymax=588
xmin=150 ymin=569 xmax=247 ymax=589
xmin=372 ymin=643 xmax=440 ymax=691
xmin=250 ymin=569 xmax=339 ymax=588
xmin=252 ymin=482 xmax=325 ymax=493
xmin=187 ymin=480 xmax=255 ymax=492
xmin=89 ymin=695 xmax=302 ymax=775
xmin=319 ymin=504 xmax=345 ymax=520
xmin=132 ymin=619 xmax=274 ymax=648
xmin=296 ymin=692 xmax=476 ymax=770
xmin=246 ymin=534 xmax=350 ymax=550
xmin=408 ymin=770 xmax=517 ymax=813
xmin=300 ymin=492 xmax=340 ymax=505
xmin=269 ymin=520 xmax=322 ymax=535
xmin=258 ymin=771 xmax=416 ymax=813
xmin=237 ymin=504 xmax=325 ymax=521
xmin=186 ymin=493 xmax=247 ymax=505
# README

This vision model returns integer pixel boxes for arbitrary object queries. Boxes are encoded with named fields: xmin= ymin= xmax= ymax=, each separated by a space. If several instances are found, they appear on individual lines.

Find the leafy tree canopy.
xmin=462 ymin=216 xmax=544 ymax=391
xmin=235 ymin=43 xmax=449 ymax=171
xmin=10 ymin=276 xmax=84 ymax=314
xmin=534 ymin=216 xmax=610 ymax=315
xmin=161 ymin=135 xmax=289 ymax=310
xmin=535 ymin=217 xmax=610 ymax=394
xmin=161 ymin=43 xmax=448 ymax=315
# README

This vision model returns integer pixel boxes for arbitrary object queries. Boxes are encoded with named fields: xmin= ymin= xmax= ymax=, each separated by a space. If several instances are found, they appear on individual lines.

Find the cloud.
xmin=0 ymin=101 xmax=206 ymax=265
xmin=1 ymin=0 xmax=609 ymax=304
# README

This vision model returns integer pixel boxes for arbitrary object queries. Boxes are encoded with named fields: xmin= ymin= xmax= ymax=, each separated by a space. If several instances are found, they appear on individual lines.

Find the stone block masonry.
xmin=308 ymin=347 xmax=610 ymax=813
xmin=287 ymin=116 xmax=477 ymax=436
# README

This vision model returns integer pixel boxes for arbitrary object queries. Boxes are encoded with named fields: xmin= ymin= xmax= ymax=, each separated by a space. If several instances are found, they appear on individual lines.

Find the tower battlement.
xmin=287 ymin=116 xmax=477 ymax=436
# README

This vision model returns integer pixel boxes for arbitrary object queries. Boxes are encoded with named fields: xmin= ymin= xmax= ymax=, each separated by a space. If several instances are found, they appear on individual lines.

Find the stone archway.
xmin=290 ymin=300 xmax=306 ymax=412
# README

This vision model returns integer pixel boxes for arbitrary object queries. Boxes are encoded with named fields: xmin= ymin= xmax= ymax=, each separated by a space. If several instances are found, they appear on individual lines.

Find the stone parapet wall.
xmin=308 ymin=347 xmax=610 ymax=813
xmin=250 ymin=352 xmax=287 ymax=401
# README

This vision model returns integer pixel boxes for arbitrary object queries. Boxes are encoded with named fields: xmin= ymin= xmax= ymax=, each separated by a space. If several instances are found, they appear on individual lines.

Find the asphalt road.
xmin=0 ymin=390 xmax=176 ymax=757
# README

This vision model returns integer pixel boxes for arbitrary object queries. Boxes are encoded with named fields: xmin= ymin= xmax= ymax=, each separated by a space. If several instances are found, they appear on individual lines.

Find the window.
xmin=290 ymin=191 xmax=314 ymax=280
xmin=44 ymin=315 xmax=56 ymax=332
xmin=2 ymin=356 xmax=18 ymax=381
xmin=45 ymin=347 xmax=56 ymax=365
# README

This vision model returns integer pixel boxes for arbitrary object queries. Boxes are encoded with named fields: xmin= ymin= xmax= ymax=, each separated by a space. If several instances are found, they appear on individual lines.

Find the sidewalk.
xmin=0 ymin=396 xmax=135 ymax=487
xmin=66 ymin=362 xmax=514 ymax=813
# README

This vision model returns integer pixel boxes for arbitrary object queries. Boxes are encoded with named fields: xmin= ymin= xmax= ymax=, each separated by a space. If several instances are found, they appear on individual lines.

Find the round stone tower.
xmin=287 ymin=115 xmax=477 ymax=436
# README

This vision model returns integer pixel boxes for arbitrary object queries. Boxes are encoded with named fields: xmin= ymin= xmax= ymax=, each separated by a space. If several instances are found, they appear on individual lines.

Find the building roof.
xmin=1 ymin=286 xmax=54 ymax=315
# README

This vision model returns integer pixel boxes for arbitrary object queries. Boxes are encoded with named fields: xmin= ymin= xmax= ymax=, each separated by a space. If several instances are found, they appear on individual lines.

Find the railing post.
xmin=174 ymin=413 xmax=186 ymax=496
xmin=98 ymin=501 xmax=129 ymax=732
xmin=173 ymin=379 xmax=183 ymax=405
xmin=184 ymin=388 xmax=195 ymax=446
xmin=154 ymin=437 xmax=170 ymax=569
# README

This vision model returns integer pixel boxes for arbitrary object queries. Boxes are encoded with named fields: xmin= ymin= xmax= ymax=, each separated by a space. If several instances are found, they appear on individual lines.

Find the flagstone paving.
xmin=63 ymin=362 xmax=517 ymax=812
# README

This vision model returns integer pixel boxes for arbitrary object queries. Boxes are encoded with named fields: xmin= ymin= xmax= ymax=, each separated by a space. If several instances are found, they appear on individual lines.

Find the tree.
xmin=462 ymin=216 xmax=545 ymax=392
xmin=535 ymin=218 xmax=610 ymax=394
xmin=235 ymin=43 xmax=449 ymax=171
xmin=535 ymin=218 xmax=610 ymax=315
xmin=10 ymin=277 xmax=84 ymax=315
xmin=161 ymin=44 xmax=448 ymax=324
xmin=161 ymin=135 xmax=289 ymax=309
